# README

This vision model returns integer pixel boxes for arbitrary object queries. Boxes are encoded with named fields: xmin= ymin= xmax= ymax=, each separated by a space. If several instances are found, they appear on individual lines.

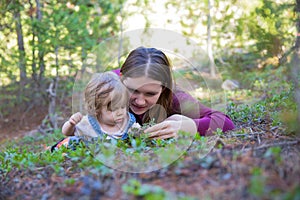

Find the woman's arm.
xmin=193 ymin=113 xmax=235 ymax=136
xmin=172 ymin=88 xmax=235 ymax=136
xmin=143 ymin=88 xmax=235 ymax=139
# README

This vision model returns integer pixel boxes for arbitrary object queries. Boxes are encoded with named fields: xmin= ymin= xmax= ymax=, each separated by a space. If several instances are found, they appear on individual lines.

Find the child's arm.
xmin=62 ymin=112 xmax=83 ymax=136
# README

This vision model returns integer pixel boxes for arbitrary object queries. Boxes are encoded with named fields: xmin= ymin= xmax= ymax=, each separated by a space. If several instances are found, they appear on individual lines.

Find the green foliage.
xmin=0 ymin=0 xmax=124 ymax=88
xmin=227 ymin=94 xmax=295 ymax=129
xmin=64 ymin=178 xmax=76 ymax=185
xmin=0 ymin=130 xmax=104 ymax=174
xmin=215 ymin=128 xmax=223 ymax=136
xmin=283 ymin=185 xmax=300 ymax=200
xmin=122 ymin=179 xmax=196 ymax=200
xmin=227 ymin=101 xmax=268 ymax=125
xmin=248 ymin=167 xmax=266 ymax=197
xmin=0 ymin=0 xmax=127 ymax=119
xmin=0 ymin=119 xmax=193 ymax=175
xmin=264 ymin=146 xmax=282 ymax=164
xmin=250 ymin=0 xmax=295 ymax=57
xmin=225 ymin=67 xmax=296 ymax=132
xmin=0 ymin=126 xmax=198 ymax=199
xmin=122 ymin=179 xmax=168 ymax=199
xmin=81 ymin=121 xmax=195 ymax=173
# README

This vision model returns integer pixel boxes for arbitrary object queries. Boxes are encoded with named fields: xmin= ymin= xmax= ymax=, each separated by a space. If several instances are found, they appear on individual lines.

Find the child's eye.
xmin=110 ymin=106 xmax=125 ymax=111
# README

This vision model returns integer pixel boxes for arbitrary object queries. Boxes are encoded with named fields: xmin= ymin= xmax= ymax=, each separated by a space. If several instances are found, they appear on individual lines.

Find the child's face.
xmin=99 ymin=105 xmax=127 ymax=126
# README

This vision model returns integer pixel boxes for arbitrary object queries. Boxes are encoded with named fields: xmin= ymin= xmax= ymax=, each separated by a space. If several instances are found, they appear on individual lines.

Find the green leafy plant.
xmin=122 ymin=179 xmax=167 ymax=199
xmin=122 ymin=179 xmax=196 ymax=200
xmin=248 ymin=167 xmax=266 ymax=197
xmin=264 ymin=146 xmax=282 ymax=164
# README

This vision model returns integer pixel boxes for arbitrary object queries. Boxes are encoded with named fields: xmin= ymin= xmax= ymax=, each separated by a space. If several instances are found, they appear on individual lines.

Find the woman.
xmin=114 ymin=46 xmax=235 ymax=139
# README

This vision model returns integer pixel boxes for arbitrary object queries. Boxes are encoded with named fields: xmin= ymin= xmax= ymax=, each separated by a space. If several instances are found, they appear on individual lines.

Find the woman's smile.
xmin=130 ymin=103 xmax=148 ymax=113
xmin=123 ymin=76 xmax=163 ymax=115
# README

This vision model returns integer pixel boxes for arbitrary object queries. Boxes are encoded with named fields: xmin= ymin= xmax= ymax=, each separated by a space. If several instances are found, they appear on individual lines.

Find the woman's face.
xmin=123 ymin=76 xmax=163 ymax=115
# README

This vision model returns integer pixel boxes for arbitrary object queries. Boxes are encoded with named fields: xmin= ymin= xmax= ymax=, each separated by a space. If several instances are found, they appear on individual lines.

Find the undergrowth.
xmin=0 ymin=68 xmax=299 ymax=199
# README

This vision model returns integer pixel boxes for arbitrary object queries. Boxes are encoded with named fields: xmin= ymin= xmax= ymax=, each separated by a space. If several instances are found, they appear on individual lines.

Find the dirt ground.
xmin=1 ymin=130 xmax=299 ymax=200
xmin=0 ymin=102 xmax=299 ymax=200
xmin=0 ymin=106 xmax=48 ymax=142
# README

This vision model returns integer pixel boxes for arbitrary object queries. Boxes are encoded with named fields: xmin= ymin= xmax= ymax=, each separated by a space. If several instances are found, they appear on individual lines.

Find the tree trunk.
xmin=207 ymin=0 xmax=216 ymax=77
xmin=29 ymin=0 xmax=37 ymax=82
xmin=36 ymin=0 xmax=45 ymax=83
xmin=48 ymin=46 xmax=59 ymax=130
xmin=118 ymin=4 xmax=123 ymax=67
xmin=14 ymin=6 xmax=27 ymax=85
xmin=291 ymin=0 xmax=300 ymax=130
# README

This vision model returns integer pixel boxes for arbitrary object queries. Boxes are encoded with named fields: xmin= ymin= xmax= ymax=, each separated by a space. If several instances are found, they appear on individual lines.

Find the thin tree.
xmin=291 ymin=0 xmax=300 ymax=130
xmin=118 ymin=4 xmax=123 ymax=67
xmin=13 ymin=3 xmax=27 ymax=85
xmin=29 ymin=0 xmax=37 ymax=82
xmin=207 ymin=0 xmax=216 ymax=77
xmin=36 ymin=0 xmax=45 ymax=83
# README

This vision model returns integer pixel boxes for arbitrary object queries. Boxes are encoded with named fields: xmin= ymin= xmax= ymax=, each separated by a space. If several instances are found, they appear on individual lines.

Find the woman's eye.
xmin=127 ymin=88 xmax=141 ymax=94
xmin=145 ymin=93 xmax=156 ymax=96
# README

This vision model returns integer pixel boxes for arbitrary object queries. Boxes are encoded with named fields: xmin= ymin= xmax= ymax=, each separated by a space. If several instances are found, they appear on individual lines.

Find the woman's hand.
xmin=144 ymin=114 xmax=197 ymax=139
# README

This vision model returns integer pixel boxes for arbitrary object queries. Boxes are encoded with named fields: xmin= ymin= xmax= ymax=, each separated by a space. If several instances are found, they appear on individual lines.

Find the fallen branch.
xmin=20 ymin=103 xmax=34 ymax=125
xmin=242 ymin=140 xmax=299 ymax=152
xmin=225 ymin=131 xmax=264 ymax=138
xmin=38 ymin=78 xmax=58 ymax=134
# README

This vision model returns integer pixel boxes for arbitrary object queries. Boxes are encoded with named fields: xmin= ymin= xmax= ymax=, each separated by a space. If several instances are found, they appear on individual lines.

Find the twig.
xmin=46 ymin=81 xmax=56 ymax=97
xmin=257 ymin=133 xmax=261 ymax=144
xmin=20 ymin=103 xmax=34 ymax=125
xmin=242 ymin=140 xmax=299 ymax=152
xmin=226 ymin=131 xmax=264 ymax=138
xmin=279 ymin=46 xmax=296 ymax=66
xmin=250 ymin=127 xmax=261 ymax=144
xmin=270 ymin=126 xmax=280 ymax=131
xmin=241 ymin=141 xmax=250 ymax=152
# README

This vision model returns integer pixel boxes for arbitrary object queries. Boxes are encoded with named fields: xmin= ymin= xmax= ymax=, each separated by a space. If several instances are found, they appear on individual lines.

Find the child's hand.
xmin=69 ymin=112 xmax=83 ymax=126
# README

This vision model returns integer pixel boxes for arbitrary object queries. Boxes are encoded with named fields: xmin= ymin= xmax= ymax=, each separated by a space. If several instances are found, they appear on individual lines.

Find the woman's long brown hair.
xmin=121 ymin=47 xmax=173 ymax=124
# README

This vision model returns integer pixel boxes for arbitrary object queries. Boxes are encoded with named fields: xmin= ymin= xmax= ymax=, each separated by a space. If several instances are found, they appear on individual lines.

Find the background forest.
xmin=0 ymin=0 xmax=300 ymax=199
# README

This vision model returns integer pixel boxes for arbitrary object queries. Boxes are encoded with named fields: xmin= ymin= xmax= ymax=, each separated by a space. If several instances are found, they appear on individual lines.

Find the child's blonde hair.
xmin=85 ymin=71 xmax=128 ymax=117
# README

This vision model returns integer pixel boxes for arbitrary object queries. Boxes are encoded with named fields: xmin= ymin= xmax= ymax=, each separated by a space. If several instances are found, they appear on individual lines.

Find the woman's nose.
xmin=133 ymin=94 xmax=146 ymax=105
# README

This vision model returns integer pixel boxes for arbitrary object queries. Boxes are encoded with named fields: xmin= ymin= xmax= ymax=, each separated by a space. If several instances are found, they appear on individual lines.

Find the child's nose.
xmin=116 ymin=108 xmax=124 ymax=115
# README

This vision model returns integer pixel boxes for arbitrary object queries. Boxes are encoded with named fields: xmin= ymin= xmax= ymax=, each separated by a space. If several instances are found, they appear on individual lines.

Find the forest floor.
xmin=1 ymin=103 xmax=300 ymax=200
xmin=1 ymin=72 xmax=300 ymax=199
xmin=0 ymin=105 xmax=47 ymax=142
